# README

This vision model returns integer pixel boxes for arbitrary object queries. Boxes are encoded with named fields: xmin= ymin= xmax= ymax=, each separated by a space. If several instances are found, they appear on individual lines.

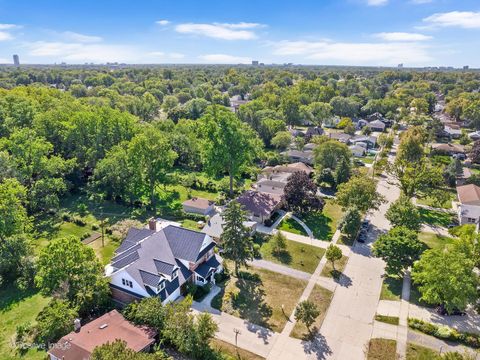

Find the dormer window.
xmin=159 ymin=280 xmax=165 ymax=291
xmin=172 ymin=269 xmax=178 ymax=279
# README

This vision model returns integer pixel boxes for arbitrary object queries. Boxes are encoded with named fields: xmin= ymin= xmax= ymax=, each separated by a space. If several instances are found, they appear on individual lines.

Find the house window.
xmin=467 ymin=217 xmax=477 ymax=223
xmin=122 ymin=278 xmax=133 ymax=288
xmin=159 ymin=281 xmax=165 ymax=291
xmin=172 ymin=269 xmax=178 ymax=279
xmin=196 ymin=275 xmax=203 ymax=282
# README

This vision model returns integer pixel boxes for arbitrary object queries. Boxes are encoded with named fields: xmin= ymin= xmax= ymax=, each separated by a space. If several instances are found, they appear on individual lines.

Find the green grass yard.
xmin=380 ymin=276 xmax=403 ymax=301
xmin=406 ymin=343 xmax=440 ymax=359
xmin=278 ymin=217 xmax=308 ymax=236
xmin=418 ymin=208 xmax=453 ymax=228
xmin=210 ymin=338 xmax=265 ymax=360
xmin=374 ymin=315 xmax=399 ymax=326
xmin=211 ymin=267 xmax=307 ymax=333
xmin=418 ymin=232 xmax=456 ymax=251
xmin=0 ymin=286 xmax=50 ymax=360
xmin=290 ymin=285 xmax=333 ymax=340
xmin=256 ymin=237 xmax=325 ymax=274
xmin=321 ymin=255 xmax=348 ymax=279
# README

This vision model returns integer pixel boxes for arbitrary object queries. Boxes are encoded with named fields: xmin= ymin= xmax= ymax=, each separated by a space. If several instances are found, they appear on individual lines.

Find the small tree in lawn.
xmin=295 ymin=300 xmax=320 ymax=334
xmin=326 ymin=244 xmax=342 ymax=271
xmin=221 ymin=200 xmax=253 ymax=276
xmin=271 ymin=231 xmax=287 ymax=255
xmin=339 ymin=207 xmax=361 ymax=240
xmin=284 ymin=171 xmax=324 ymax=215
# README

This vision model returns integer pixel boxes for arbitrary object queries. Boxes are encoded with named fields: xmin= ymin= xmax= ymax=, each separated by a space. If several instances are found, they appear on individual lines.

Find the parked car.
xmin=357 ymin=231 xmax=367 ymax=243
xmin=435 ymin=305 xmax=465 ymax=316
xmin=361 ymin=220 xmax=370 ymax=230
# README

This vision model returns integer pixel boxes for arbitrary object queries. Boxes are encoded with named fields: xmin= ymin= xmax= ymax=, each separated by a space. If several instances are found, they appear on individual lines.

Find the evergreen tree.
xmin=221 ymin=200 xmax=253 ymax=275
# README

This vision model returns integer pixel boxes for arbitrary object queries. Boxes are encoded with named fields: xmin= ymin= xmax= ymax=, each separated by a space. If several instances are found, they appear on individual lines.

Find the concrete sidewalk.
xmin=248 ymin=259 xmax=311 ymax=281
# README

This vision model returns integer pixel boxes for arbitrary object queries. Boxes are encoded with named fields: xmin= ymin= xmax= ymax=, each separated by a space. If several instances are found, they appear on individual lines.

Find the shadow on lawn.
xmin=0 ymin=285 xmax=38 ymax=313
xmin=303 ymin=212 xmax=332 ymax=240
xmin=272 ymin=249 xmax=292 ymax=265
xmin=232 ymin=271 xmax=273 ymax=329
xmin=302 ymin=332 xmax=332 ymax=360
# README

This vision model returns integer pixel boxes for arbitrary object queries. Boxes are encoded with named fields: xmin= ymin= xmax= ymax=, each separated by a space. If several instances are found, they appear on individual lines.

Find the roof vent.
xmin=99 ymin=323 xmax=108 ymax=329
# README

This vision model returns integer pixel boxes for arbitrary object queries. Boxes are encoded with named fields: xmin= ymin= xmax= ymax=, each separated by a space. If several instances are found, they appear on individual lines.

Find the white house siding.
xmin=109 ymin=270 xmax=149 ymax=298
xmin=182 ymin=204 xmax=214 ymax=216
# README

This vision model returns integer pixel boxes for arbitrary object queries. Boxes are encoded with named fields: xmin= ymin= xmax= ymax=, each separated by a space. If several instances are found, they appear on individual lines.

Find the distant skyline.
xmin=1 ymin=0 xmax=479 ymax=67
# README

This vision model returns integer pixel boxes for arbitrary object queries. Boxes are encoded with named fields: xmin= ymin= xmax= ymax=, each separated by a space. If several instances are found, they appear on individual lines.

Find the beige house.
xmin=456 ymin=184 xmax=480 ymax=225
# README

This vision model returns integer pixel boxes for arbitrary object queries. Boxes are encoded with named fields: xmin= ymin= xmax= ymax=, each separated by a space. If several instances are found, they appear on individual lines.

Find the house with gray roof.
xmin=105 ymin=219 xmax=222 ymax=306
xmin=202 ymin=213 xmax=256 ymax=240
xmin=367 ymin=120 xmax=386 ymax=132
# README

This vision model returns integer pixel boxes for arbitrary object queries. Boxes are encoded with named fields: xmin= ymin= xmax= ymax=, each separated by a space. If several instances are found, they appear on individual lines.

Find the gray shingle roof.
xmin=195 ymin=254 xmax=222 ymax=278
xmin=111 ymin=251 xmax=140 ymax=269
xmin=163 ymin=225 xmax=206 ymax=263
xmin=154 ymin=259 xmax=176 ymax=276
xmin=139 ymin=270 xmax=162 ymax=288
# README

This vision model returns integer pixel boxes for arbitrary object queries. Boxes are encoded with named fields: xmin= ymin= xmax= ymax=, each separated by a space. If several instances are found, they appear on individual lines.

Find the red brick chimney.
xmin=148 ymin=218 xmax=157 ymax=231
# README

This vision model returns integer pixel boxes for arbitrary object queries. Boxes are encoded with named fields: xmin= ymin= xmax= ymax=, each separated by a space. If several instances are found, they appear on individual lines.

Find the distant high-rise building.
xmin=463 ymin=65 xmax=469 ymax=70
xmin=252 ymin=60 xmax=259 ymax=66
xmin=398 ymin=63 xmax=403 ymax=68
xmin=13 ymin=54 xmax=19 ymax=66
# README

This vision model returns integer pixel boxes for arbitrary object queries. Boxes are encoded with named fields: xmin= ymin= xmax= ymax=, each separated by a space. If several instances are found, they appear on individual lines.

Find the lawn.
xmin=362 ymin=156 xmax=376 ymax=164
xmin=366 ymin=339 xmax=397 ymax=360
xmin=180 ymin=218 xmax=203 ymax=231
xmin=256 ymin=237 xmax=325 ymax=274
xmin=290 ymin=285 xmax=333 ymax=340
xmin=406 ymin=343 xmax=440 ymax=360
xmin=418 ymin=232 xmax=456 ymax=251
xmin=374 ymin=315 xmax=399 ymax=326
xmin=0 ymin=285 xmax=50 ymax=360
xmin=210 ymin=338 xmax=265 ymax=360
xmin=418 ymin=208 xmax=453 ymax=228
xmin=278 ymin=217 xmax=308 ymax=236
xmin=416 ymin=189 xmax=456 ymax=210
xmin=211 ymin=267 xmax=307 ymax=333
xmin=320 ymin=255 xmax=348 ymax=279
xmin=301 ymin=200 xmax=344 ymax=241
xmin=380 ymin=276 xmax=403 ymax=301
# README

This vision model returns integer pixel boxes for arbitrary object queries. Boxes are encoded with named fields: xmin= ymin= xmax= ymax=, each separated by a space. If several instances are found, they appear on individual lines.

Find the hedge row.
xmin=408 ymin=318 xmax=480 ymax=348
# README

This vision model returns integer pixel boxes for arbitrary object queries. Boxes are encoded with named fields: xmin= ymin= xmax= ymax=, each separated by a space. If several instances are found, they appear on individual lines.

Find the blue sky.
xmin=1 ymin=0 xmax=479 ymax=67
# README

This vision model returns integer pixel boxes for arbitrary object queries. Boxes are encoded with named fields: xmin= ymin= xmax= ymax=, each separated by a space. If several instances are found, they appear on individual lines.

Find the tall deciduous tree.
xmin=385 ymin=195 xmax=422 ymax=231
xmin=201 ymin=106 xmax=262 ymax=196
xmin=34 ymin=299 xmax=78 ymax=346
xmin=335 ymin=175 xmax=385 ymax=212
xmin=221 ymin=200 xmax=253 ymax=275
xmin=313 ymin=139 xmax=351 ymax=171
xmin=339 ymin=207 xmax=361 ymax=240
xmin=284 ymin=171 xmax=324 ymax=214
xmin=412 ymin=248 xmax=478 ymax=314
xmin=373 ymin=227 xmax=424 ymax=276
xmin=35 ymin=237 xmax=110 ymax=315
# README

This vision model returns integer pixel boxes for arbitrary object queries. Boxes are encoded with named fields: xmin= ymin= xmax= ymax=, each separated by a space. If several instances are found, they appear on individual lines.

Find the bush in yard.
xmin=72 ymin=216 xmax=86 ymax=226
xmin=34 ymin=299 xmax=78 ymax=346
xmin=253 ymin=243 xmax=261 ymax=258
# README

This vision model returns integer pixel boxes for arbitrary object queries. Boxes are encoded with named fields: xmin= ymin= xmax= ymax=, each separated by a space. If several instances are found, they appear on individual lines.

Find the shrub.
xmin=193 ymin=284 xmax=211 ymax=301
xmin=61 ymin=212 xmax=72 ymax=222
xmin=182 ymin=211 xmax=207 ymax=222
xmin=80 ymin=232 xmax=91 ymax=241
xmin=72 ymin=216 xmax=86 ymax=226
xmin=408 ymin=318 xmax=480 ymax=348
xmin=91 ymin=224 xmax=99 ymax=231
xmin=253 ymin=243 xmax=261 ymax=258
xmin=214 ymin=271 xmax=229 ymax=284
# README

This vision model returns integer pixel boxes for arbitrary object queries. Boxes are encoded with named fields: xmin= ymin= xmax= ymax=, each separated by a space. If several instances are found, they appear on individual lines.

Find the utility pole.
xmin=100 ymin=215 xmax=108 ymax=248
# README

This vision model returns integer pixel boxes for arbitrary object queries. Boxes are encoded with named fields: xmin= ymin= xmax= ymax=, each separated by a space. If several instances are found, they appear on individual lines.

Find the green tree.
xmin=271 ymin=231 xmax=287 ymax=255
xmin=201 ymin=106 xmax=262 ymax=196
xmin=221 ymin=200 xmax=253 ymax=275
xmin=335 ymin=175 xmax=385 ymax=212
xmin=373 ymin=227 xmax=424 ymax=276
xmin=35 ymin=237 xmax=110 ymax=315
xmin=385 ymin=195 xmax=422 ymax=231
xmin=329 ymin=96 xmax=360 ymax=117
xmin=313 ymin=139 xmax=351 ymax=171
xmin=412 ymin=248 xmax=478 ymax=314
xmin=284 ymin=171 xmax=324 ymax=214
xmin=295 ymin=300 xmax=320 ymax=333
xmin=34 ymin=299 xmax=78 ymax=346
xmin=334 ymin=157 xmax=351 ymax=187
xmin=339 ymin=207 xmax=361 ymax=240
xmin=271 ymin=131 xmax=292 ymax=150
xmin=128 ymin=126 xmax=177 ymax=209
xmin=91 ymin=340 xmax=172 ymax=360
xmin=325 ymin=244 xmax=342 ymax=271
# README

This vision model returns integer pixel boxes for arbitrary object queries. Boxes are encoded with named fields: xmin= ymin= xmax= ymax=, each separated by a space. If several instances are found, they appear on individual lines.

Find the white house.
xmin=349 ymin=144 xmax=366 ymax=157
xmin=456 ymin=184 xmax=480 ymax=225
xmin=182 ymin=197 xmax=215 ymax=215
xmin=105 ymin=219 xmax=223 ymax=306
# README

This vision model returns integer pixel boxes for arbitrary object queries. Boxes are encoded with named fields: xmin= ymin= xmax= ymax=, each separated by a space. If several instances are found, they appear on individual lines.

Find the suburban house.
xmin=367 ymin=120 xmax=386 ymax=132
xmin=289 ymin=128 xmax=305 ymax=138
xmin=351 ymin=135 xmax=377 ymax=149
xmin=256 ymin=162 xmax=314 ymax=195
xmin=182 ymin=197 xmax=215 ymax=216
xmin=236 ymin=190 xmax=283 ymax=223
xmin=202 ymin=212 xmax=257 ymax=240
xmin=229 ymin=95 xmax=248 ymax=113
xmin=349 ymin=144 xmax=366 ymax=157
xmin=431 ymin=143 xmax=466 ymax=156
xmin=305 ymin=126 xmax=324 ymax=141
xmin=323 ymin=116 xmax=341 ymax=128
xmin=352 ymin=118 xmax=368 ymax=130
xmin=444 ymin=124 xmax=462 ymax=139
xmin=281 ymin=149 xmax=314 ymax=165
xmin=105 ymin=219 xmax=223 ymax=305
xmin=469 ymin=131 xmax=480 ymax=140
xmin=456 ymin=184 xmax=480 ymax=225
xmin=48 ymin=310 xmax=156 ymax=360
xmin=328 ymin=132 xmax=352 ymax=144
xmin=456 ymin=167 xmax=472 ymax=186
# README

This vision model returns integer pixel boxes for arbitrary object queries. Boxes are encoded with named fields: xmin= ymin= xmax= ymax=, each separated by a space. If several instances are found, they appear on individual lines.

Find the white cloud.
xmin=156 ymin=20 xmax=170 ymax=26
xmin=423 ymin=11 xmax=480 ymax=29
xmin=175 ymin=22 xmax=262 ymax=40
xmin=367 ymin=0 xmax=388 ymax=6
xmin=26 ymin=41 xmax=136 ymax=63
xmin=0 ymin=24 xmax=20 ymax=30
xmin=272 ymin=40 xmax=432 ymax=65
xmin=373 ymin=32 xmax=432 ymax=41
xmin=0 ymin=31 xmax=13 ymax=41
xmin=148 ymin=51 xmax=185 ymax=59
xmin=411 ymin=0 xmax=433 ymax=4
xmin=198 ymin=54 xmax=252 ymax=63
xmin=63 ymin=31 xmax=102 ymax=43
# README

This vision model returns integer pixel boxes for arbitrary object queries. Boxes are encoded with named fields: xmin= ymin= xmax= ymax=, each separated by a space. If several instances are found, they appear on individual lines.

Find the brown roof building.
xmin=457 ymin=184 xmax=480 ymax=206
xmin=48 ymin=310 xmax=156 ymax=360
xmin=431 ymin=143 xmax=466 ymax=155
xmin=182 ymin=197 xmax=215 ymax=215
xmin=236 ymin=190 xmax=283 ymax=223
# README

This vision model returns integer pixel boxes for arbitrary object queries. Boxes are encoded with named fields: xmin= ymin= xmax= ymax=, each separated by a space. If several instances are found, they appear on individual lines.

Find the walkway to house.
xmin=248 ymin=259 xmax=311 ymax=281
xmin=290 ymin=214 xmax=314 ymax=237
